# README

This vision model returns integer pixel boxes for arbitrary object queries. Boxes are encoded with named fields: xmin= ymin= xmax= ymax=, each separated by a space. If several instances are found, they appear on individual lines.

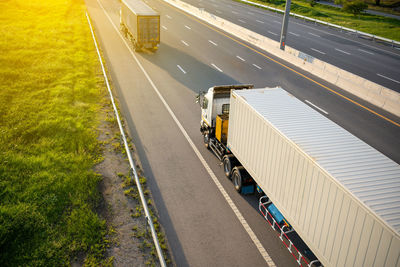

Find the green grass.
xmin=240 ymin=0 xmax=400 ymax=41
xmin=0 ymin=0 xmax=109 ymax=265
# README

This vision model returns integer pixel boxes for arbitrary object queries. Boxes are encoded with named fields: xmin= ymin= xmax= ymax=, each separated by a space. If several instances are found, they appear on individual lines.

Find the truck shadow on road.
xmin=139 ymin=42 xmax=240 ymax=92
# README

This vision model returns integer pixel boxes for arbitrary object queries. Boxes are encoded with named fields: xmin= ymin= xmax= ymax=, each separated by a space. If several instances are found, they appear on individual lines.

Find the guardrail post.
xmin=280 ymin=227 xmax=284 ymax=241
xmin=297 ymin=252 xmax=302 ymax=265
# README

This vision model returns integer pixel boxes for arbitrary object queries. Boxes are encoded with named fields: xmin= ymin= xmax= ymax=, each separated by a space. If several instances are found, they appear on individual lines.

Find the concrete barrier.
xmin=163 ymin=0 xmax=400 ymax=117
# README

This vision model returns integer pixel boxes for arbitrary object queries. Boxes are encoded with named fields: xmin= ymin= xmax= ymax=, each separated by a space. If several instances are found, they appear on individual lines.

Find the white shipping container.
xmin=228 ymin=87 xmax=400 ymax=267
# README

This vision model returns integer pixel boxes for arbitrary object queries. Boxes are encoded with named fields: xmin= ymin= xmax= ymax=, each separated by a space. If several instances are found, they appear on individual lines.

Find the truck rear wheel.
xmin=232 ymin=167 xmax=245 ymax=193
xmin=223 ymin=154 xmax=237 ymax=179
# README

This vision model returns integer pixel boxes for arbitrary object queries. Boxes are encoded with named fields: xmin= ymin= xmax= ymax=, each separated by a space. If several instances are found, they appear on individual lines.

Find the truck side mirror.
xmin=195 ymin=91 xmax=205 ymax=106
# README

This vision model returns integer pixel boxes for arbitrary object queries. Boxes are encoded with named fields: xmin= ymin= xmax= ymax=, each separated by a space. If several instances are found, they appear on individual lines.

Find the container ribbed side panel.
xmin=228 ymin=88 xmax=400 ymax=266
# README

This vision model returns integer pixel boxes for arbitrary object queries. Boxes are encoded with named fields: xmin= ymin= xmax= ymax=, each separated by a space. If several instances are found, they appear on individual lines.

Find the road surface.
xmin=86 ymin=0 xmax=400 ymax=265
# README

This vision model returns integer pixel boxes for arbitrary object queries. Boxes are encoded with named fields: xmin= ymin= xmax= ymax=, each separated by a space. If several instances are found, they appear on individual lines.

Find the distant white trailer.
xmin=226 ymin=88 xmax=400 ymax=267
xmin=120 ymin=0 xmax=160 ymax=51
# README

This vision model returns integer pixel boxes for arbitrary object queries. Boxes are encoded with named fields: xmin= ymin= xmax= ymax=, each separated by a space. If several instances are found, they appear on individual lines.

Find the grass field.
xmin=243 ymin=0 xmax=400 ymax=41
xmin=0 ymin=0 xmax=110 ymax=265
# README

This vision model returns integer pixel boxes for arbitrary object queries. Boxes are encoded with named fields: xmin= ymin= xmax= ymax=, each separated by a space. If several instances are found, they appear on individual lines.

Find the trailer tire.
xmin=223 ymin=154 xmax=236 ymax=179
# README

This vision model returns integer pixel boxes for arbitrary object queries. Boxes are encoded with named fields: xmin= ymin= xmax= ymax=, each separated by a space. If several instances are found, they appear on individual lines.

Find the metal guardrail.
xmin=259 ymin=197 xmax=321 ymax=267
xmin=240 ymin=0 xmax=400 ymax=47
xmin=86 ymin=12 xmax=167 ymax=267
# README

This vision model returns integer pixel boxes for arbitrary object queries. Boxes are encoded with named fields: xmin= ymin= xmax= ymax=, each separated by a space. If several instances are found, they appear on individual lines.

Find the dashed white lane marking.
xmin=238 ymin=19 xmax=246 ymax=23
xmin=377 ymin=73 xmax=400 ymax=84
xmin=311 ymin=48 xmax=326 ymax=55
xmin=268 ymin=31 xmax=277 ymax=36
xmin=358 ymin=48 xmax=374 ymax=55
xmin=305 ymin=100 xmax=329 ymax=115
xmin=185 ymin=25 xmax=191 ymax=30
xmin=236 ymin=55 xmax=245 ymax=61
xmin=208 ymin=40 xmax=218 ymax=46
xmin=289 ymin=31 xmax=299 ymax=36
xmin=253 ymin=64 xmax=262 ymax=69
xmin=232 ymin=10 xmax=238 ymax=14
xmin=216 ymin=10 xmax=222 ymax=14
xmin=273 ymin=20 xmax=280 ymax=24
xmin=211 ymin=63 xmax=223 ymax=72
xmin=256 ymin=19 xmax=264 ymax=24
xmin=181 ymin=40 xmax=189 ymax=46
xmin=166 ymin=15 xmax=172 ymax=19
xmin=335 ymin=48 xmax=351 ymax=55
xmin=177 ymin=65 xmax=186 ymax=74
xmin=248 ymin=11 xmax=254 ymax=15
xmin=308 ymin=32 xmax=320 ymax=37
xmin=162 ymin=25 xmax=167 ymax=30
xmin=95 ymin=1 xmax=277 ymax=265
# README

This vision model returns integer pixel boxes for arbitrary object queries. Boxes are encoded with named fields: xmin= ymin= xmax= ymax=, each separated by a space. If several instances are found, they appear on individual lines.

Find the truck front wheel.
xmin=203 ymin=133 xmax=210 ymax=149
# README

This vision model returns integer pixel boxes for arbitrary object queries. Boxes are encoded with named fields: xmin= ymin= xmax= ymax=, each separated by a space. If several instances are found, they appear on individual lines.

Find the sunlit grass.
xmin=241 ymin=0 xmax=400 ymax=41
xmin=0 ymin=0 xmax=109 ymax=265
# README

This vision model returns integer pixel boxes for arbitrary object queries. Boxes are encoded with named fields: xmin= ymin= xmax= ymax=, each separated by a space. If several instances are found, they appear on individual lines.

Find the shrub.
xmin=343 ymin=0 xmax=368 ymax=15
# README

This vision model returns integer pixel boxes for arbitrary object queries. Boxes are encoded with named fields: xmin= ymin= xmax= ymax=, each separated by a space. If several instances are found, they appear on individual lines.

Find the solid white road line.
xmin=305 ymin=100 xmax=329 ymax=115
xmin=377 ymin=73 xmax=400 ymax=84
xmin=308 ymin=32 xmax=320 ymax=38
xmin=181 ymin=40 xmax=189 ymax=46
xmin=208 ymin=40 xmax=218 ymax=46
xmin=177 ymin=65 xmax=187 ymax=74
xmin=96 ymin=1 xmax=276 ymax=265
xmin=256 ymin=20 xmax=264 ymax=24
xmin=311 ymin=48 xmax=326 ymax=55
xmin=253 ymin=64 xmax=262 ymax=70
xmin=289 ymin=31 xmax=299 ymax=37
xmin=211 ymin=63 xmax=223 ymax=72
xmin=236 ymin=55 xmax=245 ymax=61
xmin=335 ymin=48 xmax=351 ymax=55
xmin=162 ymin=25 xmax=167 ymax=30
xmin=185 ymin=25 xmax=191 ymax=30
xmin=268 ymin=31 xmax=277 ymax=36
xmin=238 ymin=19 xmax=246 ymax=23
xmin=358 ymin=48 xmax=374 ymax=55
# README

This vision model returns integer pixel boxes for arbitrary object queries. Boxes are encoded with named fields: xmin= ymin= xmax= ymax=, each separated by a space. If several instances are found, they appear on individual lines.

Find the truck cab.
xmin=198 ymin=84 xmax=254 ymax=157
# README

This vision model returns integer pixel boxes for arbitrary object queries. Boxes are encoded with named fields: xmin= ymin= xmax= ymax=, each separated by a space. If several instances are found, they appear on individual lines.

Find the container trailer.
xmin=120 ymin=0 xmax=160 ymax=52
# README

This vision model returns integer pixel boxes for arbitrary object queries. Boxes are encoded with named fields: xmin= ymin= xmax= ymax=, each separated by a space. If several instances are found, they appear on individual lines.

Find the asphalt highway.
xmin=183 ymin=0 xmax=400 ymax=92
xmin=86 ymin=0 xmax=400 ymax=265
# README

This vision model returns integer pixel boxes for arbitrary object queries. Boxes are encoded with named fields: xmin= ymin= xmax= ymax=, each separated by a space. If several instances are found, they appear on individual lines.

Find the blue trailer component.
xmin=241 ymin=184 xmax=254 ymax=194
xmin=267 ymin=203 xmax=284 ymax=225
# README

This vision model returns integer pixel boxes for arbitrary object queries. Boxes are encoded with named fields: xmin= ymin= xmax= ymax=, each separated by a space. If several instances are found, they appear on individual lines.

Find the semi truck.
xmin=120 ymin=0 xmax=160 ymax=52
xmin=198 ymin=85 xmax=400 ymax=267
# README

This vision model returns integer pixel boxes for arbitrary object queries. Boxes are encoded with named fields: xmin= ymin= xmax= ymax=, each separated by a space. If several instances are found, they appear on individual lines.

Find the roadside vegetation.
xmin=239 ymin=0 xmax=400 ymax=41
xmin=0 ymin=0 xmax=110 ymax=265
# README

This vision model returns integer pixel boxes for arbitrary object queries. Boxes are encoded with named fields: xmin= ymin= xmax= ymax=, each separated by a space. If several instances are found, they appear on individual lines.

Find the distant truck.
xmin=120 ymin=0 xmax=160 ymax=52
xmin=198 ymin=85 xmax=400 ymax=267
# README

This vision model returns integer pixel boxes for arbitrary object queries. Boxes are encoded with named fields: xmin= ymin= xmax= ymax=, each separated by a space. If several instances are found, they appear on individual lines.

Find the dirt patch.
xmin=94 ymin=104 xmax=171 ymax=266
